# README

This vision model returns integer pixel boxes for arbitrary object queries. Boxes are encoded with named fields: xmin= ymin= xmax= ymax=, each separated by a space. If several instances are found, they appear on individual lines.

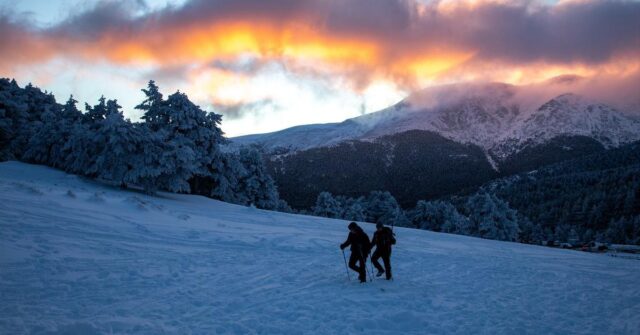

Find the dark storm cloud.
xmin=448 ymin=0 xmax=640 ymax=63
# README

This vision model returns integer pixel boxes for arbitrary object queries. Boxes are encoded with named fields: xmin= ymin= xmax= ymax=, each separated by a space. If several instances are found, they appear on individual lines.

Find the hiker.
xmin=340 ymin=222 xmax=371 ymax=283
xmin=371 ymin=222 xmax=395 ymax=280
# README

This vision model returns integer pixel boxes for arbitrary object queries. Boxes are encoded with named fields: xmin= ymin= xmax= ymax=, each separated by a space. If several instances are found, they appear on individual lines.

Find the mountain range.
xmin=230 ymin=81 xmax=640 ymax=208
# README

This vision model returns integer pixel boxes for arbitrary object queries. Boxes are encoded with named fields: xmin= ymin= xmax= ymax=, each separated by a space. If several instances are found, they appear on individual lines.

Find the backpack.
xmin=380 ymin=227 xmax=396 ymax=247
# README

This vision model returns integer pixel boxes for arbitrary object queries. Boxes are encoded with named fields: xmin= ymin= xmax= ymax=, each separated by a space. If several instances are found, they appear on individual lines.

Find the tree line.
xmin=310 ymin=190 xmax=521 ymax=242
xmin=309 ymin=141 xmax=640 ymax=245
xmin=0 ymin=78 xmax=290 ymax=211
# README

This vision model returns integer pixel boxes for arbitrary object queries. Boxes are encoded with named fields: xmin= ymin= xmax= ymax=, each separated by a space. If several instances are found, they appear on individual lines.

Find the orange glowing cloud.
xmin=1 ymin=0 xmax=639 ymax=92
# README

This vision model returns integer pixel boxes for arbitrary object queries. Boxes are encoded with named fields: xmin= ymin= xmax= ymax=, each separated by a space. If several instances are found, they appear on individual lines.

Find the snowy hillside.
xmin=1 ymin=161 xmax=639 ymax=334
xmin=231 ymin=82 xmax=640 ymax=159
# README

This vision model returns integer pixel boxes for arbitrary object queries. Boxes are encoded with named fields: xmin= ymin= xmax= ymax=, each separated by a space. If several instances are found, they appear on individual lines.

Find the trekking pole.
xmin=359 ymin=249 xmax=374 ymax=282
xmin=341 ymin=249 xmax=351 ymax=281
xmin=370 ymin=254 xmax=376 ymax=278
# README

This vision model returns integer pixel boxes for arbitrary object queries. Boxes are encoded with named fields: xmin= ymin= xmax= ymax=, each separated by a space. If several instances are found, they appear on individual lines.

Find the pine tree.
xmin=341 ymin=197 xmax=366 ymax=222
xmin=22 ymin=104 xmax=62 ymax=164
xmin=465 ymin=192 xmax=520 ymax=241
xmin=135 ymin=82 xmax=227 ymax=193
xmin=136 ymin=80 xmax=166 ymax=131
xmin=50 ymin=96 xmax=83 ymax=169
xmin=206 ymin=152 xmax=245 ymax=204
xmin=1 ymin=79 xmax=58 ymax=160
xmin=236 ymin=146 xmax=279 ymax=209
xmin=313 ymin=191 xmax=341 ymax=218
xmin=84 ymin=96 xmax=108 ymax=124
xmin=88 ymin=101 xmax=154 ymax=187
xmin=365 ymin=191 xmax=404 ymax=226
xmin=408 ymin=200 xmax=471 ymax=234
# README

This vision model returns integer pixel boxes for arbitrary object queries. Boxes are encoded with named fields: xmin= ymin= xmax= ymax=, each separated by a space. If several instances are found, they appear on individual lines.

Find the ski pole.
xmin=341 ymin=249 xmax=351 ymax=281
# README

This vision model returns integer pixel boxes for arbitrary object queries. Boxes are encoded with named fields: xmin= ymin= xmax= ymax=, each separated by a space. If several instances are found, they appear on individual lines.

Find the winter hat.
xmin=348 ymin=222 xmax=358 ymax=230
xmin=376 ymin=222 xmax=384 ymax=229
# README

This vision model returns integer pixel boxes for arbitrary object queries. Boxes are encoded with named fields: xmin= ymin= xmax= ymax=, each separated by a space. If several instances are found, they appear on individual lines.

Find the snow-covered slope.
xmin=231 ymin=82 xmax=640 ymax=159
xmin=1 ymin=161 xmax=639 ymax=334
xmin=231 ymin=120 xmax=369 ymax=152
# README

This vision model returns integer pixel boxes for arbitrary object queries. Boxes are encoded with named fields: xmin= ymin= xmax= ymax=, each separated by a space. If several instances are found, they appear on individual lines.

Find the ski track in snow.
xmin=0 ymin=162 xmax=639 ymax=334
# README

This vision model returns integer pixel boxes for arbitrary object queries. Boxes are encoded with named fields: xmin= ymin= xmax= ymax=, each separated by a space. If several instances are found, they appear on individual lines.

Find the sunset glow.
xmin=1 ymin=0 xmax=638 ymax=136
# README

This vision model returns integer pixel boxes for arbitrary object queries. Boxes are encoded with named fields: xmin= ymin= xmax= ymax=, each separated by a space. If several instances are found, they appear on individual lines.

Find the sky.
xmin=1 ymin=0 xmax=639 ymax=137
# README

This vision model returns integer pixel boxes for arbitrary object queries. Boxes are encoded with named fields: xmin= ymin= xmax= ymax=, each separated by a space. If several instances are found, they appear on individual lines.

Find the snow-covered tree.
xmin=63 ymin=97 xmax=124 ymax=177
xmin=204 ymin=152 xmax=244 ymax=203
xmin=275 ymin=199 xmax=294 ymax=213
xmin=135 ymin=82 xmax=226 ymax=193
xmin=365 ymin=191 xmax=406 ymax=226
xmin=341 ymin=197 xmax=367 ymax=222
xmin=465 ymin=192 xmax=520 ymax=241
xmin=408 ymin=200 xmax=471 ymax=234
xmin=553 ymin=224 xmax=571 ymax=242
xmin=236 ymin=146 xmax=279 ymax=209
xmin=22 ymin=106 xmax=60 ymax=164
xmin=518 ymin=217 xmax=545 ymax=244
xmin=0 ymin=80 xmax=58 ymax=160
xmin=84 ymin=96 xmax=108 ymax=124
xmin=136 ymin=80 xmax=166 ymax=131
xmin=0 ymin=79 xmax=21 ymax=160
xmin=86 ymin=101 xmax=157 ymax=188
xmin=313 ymin=191 xmax=341 ymax=218
xmin=606 ymin=216 xmax=640 ymax=245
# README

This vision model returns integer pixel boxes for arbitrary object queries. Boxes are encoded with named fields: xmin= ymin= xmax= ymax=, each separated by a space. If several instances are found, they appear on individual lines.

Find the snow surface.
xmin=1 ymin=161 xmax=639 ymax=334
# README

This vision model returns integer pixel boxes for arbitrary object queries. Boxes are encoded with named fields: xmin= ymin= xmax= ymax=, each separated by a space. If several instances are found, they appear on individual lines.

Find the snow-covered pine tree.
xmin=465 ymin=192 xmax=520 ymax=242
xmin=50 ymin=96 xmax=84 ymax=169
xmin=205 ymin=152 xmax=245 ymax=204
xmin=63 ymin=97 xmax=119 ymax=177
xmin=0 ymin=79 xmax=21 ymax=160
xmin=408 ymin=200 xmax=471 ymax=234
xmin=236 ymin=146 xmax=279 ymax=210
xmin=313 ymin=191 xmax=341 ymax=218
xmin=275 ymin=199 xmax=294 ymax=213
xmin=136 ymin=80 xmax=166 ymax=131
xmin=365 ymin=191 xmax=405 ymax=226
xmin=135 ymin=82 xmax=226 ymax=193
xmin=87 ymin=100 xmax=154 ymax=187
xmin=0 ymin=80 xmax=58 ymax=160
xmin=22 ymin=103 xmax=62 ymax=164
xmin=341 ymin=197 xmax=367 ymax=222
xmin=517 ymin=215 xmax=545 ymax=244
xmin=84 ymin=96 xmax=108 ymax=125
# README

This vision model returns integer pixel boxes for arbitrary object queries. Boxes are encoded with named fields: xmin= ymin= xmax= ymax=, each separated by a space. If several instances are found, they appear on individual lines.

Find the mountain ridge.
xmin=231 ymin=82 xmax=640 ymax=164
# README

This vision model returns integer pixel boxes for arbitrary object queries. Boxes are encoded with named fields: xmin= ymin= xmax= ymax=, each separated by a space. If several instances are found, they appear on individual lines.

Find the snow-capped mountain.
xmin=492 ymin=93 xmax=640 ymax=159
xmin=231 ymin=82 xmax=640 ymax=161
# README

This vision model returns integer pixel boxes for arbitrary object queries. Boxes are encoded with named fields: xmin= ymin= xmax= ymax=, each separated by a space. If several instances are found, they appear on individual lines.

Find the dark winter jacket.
xmin=341 ymin=226 xmax=371 ymax=256
xmin=371 ymin=227 xmax=396 ymax=250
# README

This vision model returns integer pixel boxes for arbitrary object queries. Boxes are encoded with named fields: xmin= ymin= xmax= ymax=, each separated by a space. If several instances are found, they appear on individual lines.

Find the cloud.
xmin=2 ymin=0 xmax=639 ymax=93
xmin=212 ymin=99 xmax=276 ymax=120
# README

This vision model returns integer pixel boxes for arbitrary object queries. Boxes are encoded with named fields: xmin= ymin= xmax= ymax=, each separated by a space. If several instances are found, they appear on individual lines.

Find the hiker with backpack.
xmin=340 ymin=222 xmax=371 ymax=283
xmin=371 ymin=222 xmax=395 ymax=280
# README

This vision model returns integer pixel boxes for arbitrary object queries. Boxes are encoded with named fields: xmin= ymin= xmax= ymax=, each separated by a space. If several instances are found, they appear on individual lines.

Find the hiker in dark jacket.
xmin=340 ymin=222 xmax=371 ymax=283
xmin=371 ymin=222 xmax=395 ymax=280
